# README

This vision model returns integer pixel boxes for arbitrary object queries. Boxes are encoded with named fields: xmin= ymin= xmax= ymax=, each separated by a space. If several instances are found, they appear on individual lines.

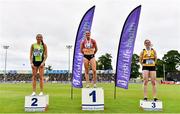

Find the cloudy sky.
xmin=0 ymin=0 xmax=179 ymax=70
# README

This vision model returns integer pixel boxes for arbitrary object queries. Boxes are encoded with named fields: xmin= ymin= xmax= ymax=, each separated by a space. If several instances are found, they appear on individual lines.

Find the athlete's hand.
xmin=40 ymin=62 xmax=45 ymax=67
xmin=83 ymin=48 xmax=95 ymax=55
xmin=31 ymin=63 xmax=35 ymax=68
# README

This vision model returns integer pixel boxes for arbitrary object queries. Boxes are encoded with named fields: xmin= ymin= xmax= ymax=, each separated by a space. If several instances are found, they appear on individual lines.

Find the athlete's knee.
xmin=151 ymin=80 xmax=156 ymax=86
xmin=39 ymin=76 xmax=44 ymax=81
xmin=32 ymin=75 xmax=36 ymax=80
xmin=144 ymin=80 xmax=148 ymax=85
xmin=92 ymin=69 xmax=96 ymax=74
xmin=85 ymin=70 xmax=89 ymax=75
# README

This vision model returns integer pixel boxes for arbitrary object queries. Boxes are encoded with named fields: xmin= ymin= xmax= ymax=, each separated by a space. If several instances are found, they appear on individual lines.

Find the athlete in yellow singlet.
xmin=139 ymin=39 xmax=158 ymax=101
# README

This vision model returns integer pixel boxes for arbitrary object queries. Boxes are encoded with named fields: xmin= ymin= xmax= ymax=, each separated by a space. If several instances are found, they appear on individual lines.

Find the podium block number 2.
xmin=31 ymin=98 xmax=38 ymax=106
xmin=89 ymin=90 xmax=96 ymax=102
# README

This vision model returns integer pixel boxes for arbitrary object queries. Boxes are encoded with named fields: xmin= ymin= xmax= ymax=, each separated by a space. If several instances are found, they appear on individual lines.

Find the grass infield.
xmin=0 ymin=83 xmax=180 ymax=113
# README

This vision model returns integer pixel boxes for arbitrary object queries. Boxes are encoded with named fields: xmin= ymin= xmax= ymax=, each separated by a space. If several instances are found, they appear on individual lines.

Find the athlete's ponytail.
xmin=41 ymin=39 xmax=44 ymax=45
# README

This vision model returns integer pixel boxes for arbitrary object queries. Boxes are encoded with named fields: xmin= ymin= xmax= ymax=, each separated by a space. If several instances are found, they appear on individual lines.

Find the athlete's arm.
xmin=94 ymin=40 xmax=98 ymax=54
xmin=139 ymin=51 xmax=143 ymax=65
xmin=80 ymin=41 xmax=84 ymax=54
xmin=154 ymin=50 xmax=157 ymax=63
xmin=30 ymin=44 xmax=34 ymax=67
xmin=42 ymin=44 xmax=48 ymax=65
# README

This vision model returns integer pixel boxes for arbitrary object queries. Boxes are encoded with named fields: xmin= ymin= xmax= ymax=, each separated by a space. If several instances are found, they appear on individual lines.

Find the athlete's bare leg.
xmin=143 ymin=70 xmax=149 ymax=99
xmin=84 ymin=58 xmax=90 ymax=87
xmin=90 ymin=57 xmax=97 ymax=86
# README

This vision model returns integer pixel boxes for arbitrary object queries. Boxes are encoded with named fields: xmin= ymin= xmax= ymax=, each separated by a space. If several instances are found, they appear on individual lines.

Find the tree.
xmin=162 ymin=50 xmax=180 ymax=72
xmin=130 ymin=54 xmax=140 ymax=78
xmin=45 ymin=65 xmax=53 ymax=71
xmin=156 ymin=59 xmax=164 ymax=77
xmin=97 ymin=53 xmax=113 ymax=70
xmin=176 ymin=63 xmax=180 ymax=71
xmin=44 ymin=65 xmax=53 ymax=76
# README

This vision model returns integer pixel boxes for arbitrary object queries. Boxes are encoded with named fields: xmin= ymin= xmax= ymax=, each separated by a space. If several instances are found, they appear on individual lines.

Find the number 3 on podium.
xmin=31 ymin=98 xmax=38 ymax=106
xmin=89 ymin=90 xmax=96 ymax=102
xmin=152 ymin=102 xmax=156 ymax=108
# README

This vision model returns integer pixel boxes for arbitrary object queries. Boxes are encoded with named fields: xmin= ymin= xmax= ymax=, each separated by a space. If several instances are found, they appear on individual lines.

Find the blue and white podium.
xmin=140 ymin=100 xmax=163 ymax=111
xmin=82 ymin=88 xmax=104 ymax=110
xmin=24 ymin=95 xmax=49 ymax=112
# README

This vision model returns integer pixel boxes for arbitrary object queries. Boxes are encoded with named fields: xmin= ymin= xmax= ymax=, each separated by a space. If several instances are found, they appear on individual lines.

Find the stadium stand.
xmin=0 ymin=70 xmax=115 ymax=83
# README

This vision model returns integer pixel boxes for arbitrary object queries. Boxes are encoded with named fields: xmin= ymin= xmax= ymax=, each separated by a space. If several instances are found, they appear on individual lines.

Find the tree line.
xmin=97 ymin=50 xmax=180 ymax=78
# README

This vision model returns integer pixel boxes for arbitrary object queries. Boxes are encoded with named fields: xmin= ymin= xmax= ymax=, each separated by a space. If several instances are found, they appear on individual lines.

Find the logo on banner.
xmin=117 ymin=80 xmax=128 ymax=86
xmin=73 ymin=79 xmax=81 ymax=86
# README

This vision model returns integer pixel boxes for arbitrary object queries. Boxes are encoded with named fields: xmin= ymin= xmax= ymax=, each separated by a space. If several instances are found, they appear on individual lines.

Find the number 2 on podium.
xmin=89 ymin=90 xmax=96 ymax=102
xmin=31 ymin=98 xmax=38 ymax=106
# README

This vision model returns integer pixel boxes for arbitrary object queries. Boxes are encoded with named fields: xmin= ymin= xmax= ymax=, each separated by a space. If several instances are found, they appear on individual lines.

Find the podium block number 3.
xmin=152 ymin=102 xmax=156 ymax=108
xmin=31 ymin=98 xmax=38 ymax=106
xmin=89 ymin=90 xmax=96 ymax=102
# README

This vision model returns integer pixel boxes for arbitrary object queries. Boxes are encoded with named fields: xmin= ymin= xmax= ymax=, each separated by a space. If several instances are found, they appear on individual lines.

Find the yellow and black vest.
xmin=142 ymin=48 xmax=156 ymax=66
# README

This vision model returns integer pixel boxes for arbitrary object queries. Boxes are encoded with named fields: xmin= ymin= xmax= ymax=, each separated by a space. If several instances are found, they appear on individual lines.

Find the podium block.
xmin=25 ymin=95 xmax=49 ymax=112
xmin=82 ymin=88 xmax=104 ymax=110
xmin=140 ymin=100 xmax=163 ymax=111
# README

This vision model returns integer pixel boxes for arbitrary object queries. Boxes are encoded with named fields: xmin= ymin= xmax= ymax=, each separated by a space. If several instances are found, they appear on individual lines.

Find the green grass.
xmin=0 ymin=83 xmax=180 ymax=113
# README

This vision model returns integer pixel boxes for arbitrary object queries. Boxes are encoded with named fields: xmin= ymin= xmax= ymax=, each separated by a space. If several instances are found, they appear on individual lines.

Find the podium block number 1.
xmin=82 ymin=88 xmax=104 ymax=110
xmin=89 ymin=90 xmax=96 ymax=102
xmin=31 ymin=98 xmax=38 ymax=106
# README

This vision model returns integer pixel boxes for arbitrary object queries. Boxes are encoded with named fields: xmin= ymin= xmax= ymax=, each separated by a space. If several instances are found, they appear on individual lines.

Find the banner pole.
xmin=71 ymin=83 xmax=73 ymax=100
xmin=70 ymin=71 xmax=73 ymax=100
xmin=114 ymin=84 xmax=116 ymax=99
